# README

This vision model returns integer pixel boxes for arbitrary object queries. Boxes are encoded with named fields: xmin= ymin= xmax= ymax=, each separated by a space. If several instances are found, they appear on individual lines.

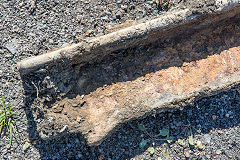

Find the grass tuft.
xmin=0 ymin=97 xmax=20 ymax=145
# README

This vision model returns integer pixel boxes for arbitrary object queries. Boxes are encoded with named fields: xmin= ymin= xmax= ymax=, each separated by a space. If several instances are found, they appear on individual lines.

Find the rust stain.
xmin=72 ymin=47 xmax=240 ymax=144
xmin=49 ymin=17 xmax=240 ymax=145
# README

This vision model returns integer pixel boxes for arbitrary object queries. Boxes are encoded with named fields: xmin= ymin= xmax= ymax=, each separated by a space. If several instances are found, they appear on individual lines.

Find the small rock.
xmin=72 ymin=102 xmax=78 ymax=107
xmin=60 ymin=125 xmax=68 ymax=133
xmin=52 ymin=105 xmax=63 ymax=113
xmin=23 ymin=141 xmax=31 ymax=151
xmin=28 ymin=32 xmax=35 ymax=36
xmin=75 ymin=138 xmax=80 ymax=144
xmin=216 ymin=149 xmax=222 ymax=155
xmin=82 ymin=30 xmax=94 ymax=38
xmin=39 ymin=131 xmax=48 ymax=139
xmin=116 ymin=0 xmax=122 ymax=4
xmin=76 ymin=152 xmax=83 ymax=159
xmin=203 ymin=134 xmax=211 ymax=144
xmin=212 ymin=115 xmax=216 ymax=120
xmin=228 ymin=111 xmax=233 ymax=115
xmin=115 ymin=9 xmax=124 ymax=19
xmin=76 ymin=116 xmax=82 ymax=123
xmin=196 ymin=140 xmax=201 ymax=146
xmin=121 ymin=5 xmax=128 ymax=11
xmin=6 ymin=39 xmax=18 ymax=54
xmin=0 ymin=49 xmax=4 ymax=54
xmin=46 ymin=114 xmax=56 ymax=121
xmin=49 ymin=39 xmax=54 ymax=44
xmin=76 ymin=94 xmax=84 ymax=100
xmin=45 ymin=96 xmax=52 ymax=102
xmin=36 ymin=69 xmax=47 ymax=74
xmin=185 ymin=151 xmax=190 ymax=158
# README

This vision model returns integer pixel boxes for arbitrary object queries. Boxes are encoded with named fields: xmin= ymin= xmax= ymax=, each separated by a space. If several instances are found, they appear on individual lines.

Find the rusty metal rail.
xmin=18 ymin=2 xmax=240 ymax=146
xmin=51 ymin=47 xmax=240 ymax=145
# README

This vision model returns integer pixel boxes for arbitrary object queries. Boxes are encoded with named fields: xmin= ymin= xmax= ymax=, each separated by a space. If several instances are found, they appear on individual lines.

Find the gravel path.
xmin=0 ymin=0 xmax=239 ymax=159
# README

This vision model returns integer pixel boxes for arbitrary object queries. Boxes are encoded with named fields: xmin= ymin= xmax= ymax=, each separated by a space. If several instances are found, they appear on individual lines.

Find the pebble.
xmin=116 ymin=0 xmax=122 ymax=4
xmin=121 ymin=4 xmax=128 ymax=10
xmin=115 ymin=9 xmax=124 ymax=19
xmin=46 ymin=114 xmax=56 ymax=121
xmin=60 ymin=125 xmax=68 ymax=133
xmin=6 ymin=39 xmax=18 ymax=54
xmin=52 ymin=105 xmax=63 ymax=113
xmin=203 ymin=134 xmax=211 ymax=144
xmin=49 ymin=39 xmax=54 ymax=44
xmin=39 ymin=131 xmax=48 ymax=139
xmin=76 ymin=152 xmax=83 ymax=159
xmin=185 ymin=151 xmax=190 ymax=158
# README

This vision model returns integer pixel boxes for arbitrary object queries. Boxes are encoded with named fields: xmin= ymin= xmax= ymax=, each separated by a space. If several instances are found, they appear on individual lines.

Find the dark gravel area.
xmin=0 ymin=0 xmax=240 ymax=159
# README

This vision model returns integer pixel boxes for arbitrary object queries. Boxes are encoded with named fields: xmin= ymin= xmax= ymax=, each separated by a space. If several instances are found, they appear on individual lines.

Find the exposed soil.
xmin=0 ymin=0 xmax=240 ymax=159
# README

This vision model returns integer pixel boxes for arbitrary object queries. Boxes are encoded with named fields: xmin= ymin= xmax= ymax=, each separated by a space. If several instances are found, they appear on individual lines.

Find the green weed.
xmin=138 ymin=124 xmax=174 ymax=154
xmin=138 ymin=122 xmax=206 ymax=156
xmin=0 ymin=97 xmax=20 ymax=145
xmin=150 ymin=0 xmax=172 ymax=10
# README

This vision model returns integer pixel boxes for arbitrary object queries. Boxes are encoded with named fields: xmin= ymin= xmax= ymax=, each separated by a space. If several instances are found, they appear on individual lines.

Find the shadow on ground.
xmin=20 ymin=14 xmax=240 ymax=159
xmin=22 ymin=86 xmax=240 ymax=159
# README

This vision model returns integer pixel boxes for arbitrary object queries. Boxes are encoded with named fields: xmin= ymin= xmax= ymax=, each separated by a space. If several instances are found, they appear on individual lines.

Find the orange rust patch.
xmin=53 ymin=47 xmax=240 ymax=145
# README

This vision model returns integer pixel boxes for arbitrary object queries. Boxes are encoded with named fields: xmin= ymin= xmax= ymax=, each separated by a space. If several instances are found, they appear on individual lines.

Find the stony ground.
xmin=0 ymin=0 xmax=239 ymax=159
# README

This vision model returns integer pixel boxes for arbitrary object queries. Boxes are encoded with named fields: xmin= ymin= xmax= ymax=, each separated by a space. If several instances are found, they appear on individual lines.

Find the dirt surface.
xmin=0 ymin=0 xmax=240 ymax=160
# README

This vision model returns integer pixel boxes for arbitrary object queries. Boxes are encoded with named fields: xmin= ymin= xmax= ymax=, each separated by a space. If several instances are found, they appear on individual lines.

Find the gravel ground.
xmin=0 ymin=0 xmax=239 ymax=159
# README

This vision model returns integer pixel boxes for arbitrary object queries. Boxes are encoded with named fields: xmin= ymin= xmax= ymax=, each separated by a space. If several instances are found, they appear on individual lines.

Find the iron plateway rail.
xmin=17 ymin=3 xmax=240 ymax=146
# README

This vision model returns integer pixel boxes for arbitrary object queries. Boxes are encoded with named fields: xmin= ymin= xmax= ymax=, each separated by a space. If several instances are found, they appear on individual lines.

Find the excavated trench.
xmin=20 ymin=6 xmax=240 ymax=146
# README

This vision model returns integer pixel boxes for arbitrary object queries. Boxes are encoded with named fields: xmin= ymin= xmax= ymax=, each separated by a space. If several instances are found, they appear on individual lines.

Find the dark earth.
xmin=0 ymin=0 xmax=239 ymax=159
